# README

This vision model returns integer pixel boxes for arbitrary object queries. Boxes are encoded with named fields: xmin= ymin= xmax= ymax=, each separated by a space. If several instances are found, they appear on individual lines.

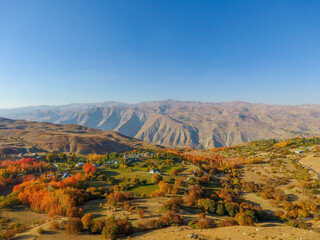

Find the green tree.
xmin=216 ymin=201 xmax=225 ymax=215
xmin=46 ymin=153 xmax=56 ymax=162
xmin=102 ymin=217 xmax=119 ymax=239
xmin=58 ymin=153 xmax=67 ymax=160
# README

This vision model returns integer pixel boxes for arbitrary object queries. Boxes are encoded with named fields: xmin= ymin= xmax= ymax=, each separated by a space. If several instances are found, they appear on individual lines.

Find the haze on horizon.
xmin=1 ymin=0 xmax=320 ymax=108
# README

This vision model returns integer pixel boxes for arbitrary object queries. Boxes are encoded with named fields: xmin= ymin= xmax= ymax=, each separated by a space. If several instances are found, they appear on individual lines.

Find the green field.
xmin=129 ymin=183 xmax=159 ymax=196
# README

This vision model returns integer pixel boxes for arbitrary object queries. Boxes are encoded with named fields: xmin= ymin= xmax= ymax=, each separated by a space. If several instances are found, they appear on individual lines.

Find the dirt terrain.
xmin=15 ymin=222 xmax=320 ymax=240
xmin=300 ymin=154 xmax=320 ymax=176
xmin=130 ymin=225 xmax=320 ymax=240
xmin=0 ymin=118 xmax=160 ymax=154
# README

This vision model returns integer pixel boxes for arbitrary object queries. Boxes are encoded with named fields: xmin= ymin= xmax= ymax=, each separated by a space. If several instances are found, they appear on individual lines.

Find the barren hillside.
xmin=0 ymin=118 xmax=159 ymax=154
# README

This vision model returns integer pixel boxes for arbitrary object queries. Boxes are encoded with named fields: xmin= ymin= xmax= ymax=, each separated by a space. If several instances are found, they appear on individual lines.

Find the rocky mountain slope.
xmin=1 ymin=100 xmax=320 ymax=148
xmin=0 ymin=118 xmax=159 ymax=154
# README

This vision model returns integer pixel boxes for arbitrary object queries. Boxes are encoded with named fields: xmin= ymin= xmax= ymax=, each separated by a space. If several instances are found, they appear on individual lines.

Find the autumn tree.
xmin=152 ymin=174 xmax=163 ymax=184
xmin=65 ymin=218 xmax=83 ymax=234
xmin=83 ymin=163 xmax=97 ymax=174
xmin=81 ymin=213 xmax=94 ymax=230
xmin=235 ymin=211 xmax=255 ymax=226
xmin=171 ymin=168 xmax=178 ymax=176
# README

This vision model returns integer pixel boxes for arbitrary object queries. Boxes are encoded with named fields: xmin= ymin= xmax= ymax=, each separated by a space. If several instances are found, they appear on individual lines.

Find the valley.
xmin=1 ymin=125 xmax=320 ymax=239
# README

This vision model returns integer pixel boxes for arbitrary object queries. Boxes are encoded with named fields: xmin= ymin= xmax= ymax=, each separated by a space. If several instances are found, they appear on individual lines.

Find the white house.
xmin=149 ymin=169 xmax=160 ymax=174
xmin=295 ymin=150 xmax=303 ymax=154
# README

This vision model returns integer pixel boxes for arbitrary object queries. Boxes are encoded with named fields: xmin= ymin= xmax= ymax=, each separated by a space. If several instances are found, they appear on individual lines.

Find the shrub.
xmin=102 ymin=218 xmax=118 ymax=239
xmin=107 ymin=191 xmax=134 ymax=206
xmin=137 ymin=208 xmax=144 ymax=218
xmin=157 ymin=211 xmax=184 ymax=227
xmin=90 ymin=220 xmax=105 ymax=234
xmin=101 ymin=217 xmax=133 ymax=239
xmin=3 ymin=229 xmax=16 ymax=240
xmin=97 ymin=174 xmax=107 ymax=181
xmin=192 ymin=218 xmax=216 ymax=229
xmin=171 ymin=169 xmax=178 ymax=176
xmin=235 ymin=212 xmax=255 ymax=226
xmin=0 ymin=194 xmax=20 ymax=209
xmin=65 ymin=218 xmax=83 ymax=234
xmin=66 ymin=207 xmax=82 ymax=217
xmin=7 ymin=223 xmax=26 ymax=233
xmin=50 ymin=220 xmax=60 ymax=230
xmin=37 ymin=227 xmax=46 ymax=234
xmin=217 ymin=219 xmax=238 ymax=227
xmin=197 ymin=198 xmax=215 ymax=213
xmin=161 ymin=197 xmax=183 ymax=212
xmin=286 ymin=219 xmax=310 ymax=229
xmin=198 ymin=213 xmax=206 ymax=219
xmin=224 ymin=202 xmax=239 ymax=217
xmin=81 ymin=213 xmax=94 ymax=230
xmin=138 ymin=211 xmax=183 ymax=231
xmin=216 ymin=202 xmax=225 ymax=215
xmin=151 ymin=174 xmax=163 ymax=184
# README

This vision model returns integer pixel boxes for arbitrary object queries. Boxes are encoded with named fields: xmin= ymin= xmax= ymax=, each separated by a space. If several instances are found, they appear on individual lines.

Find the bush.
xmin=138 ymin=211 xmax=183 ymax=231
xmin=101 ymin=217 xmax=133 ymax=239
xmin=235 ymin=212 xmax=255 ymax=226
xmin=198 ymin=213 xmax=206 ymax=219
xmin=81 ymin=213 xmax=94 ymax=230
xmin=137 ymin=208 xmax=144 ymax=218
xmin=37 ymin=227 xmax=46 ymax=234
xmin=161 ymin=197 xmax=183 ymax=212
xmin=216 ymin=202 xmax=225 ymax=215
xmin=197 ymin=198 xmax=215 ymax=213
xmin=50 ymin=220 xmax=60 ymax=230
xmin=0 ymin=194 xmax=20 ymax=209
xmin=66 ymin=207 xmax=82 ymax=217
xmin=101 ymin=218 xmax=118 ymax=239
xmin=65 ymin=218 xmax=83 ymax=234
xmin=7 ymin=223 xmax=27 ymax=233
xmin=286 ymin=219 xmax=310 ymax=229
xmin=191 ymin=218 xmax=216 ymax=229
xmin=217 ymin=219 xmax=238 ymax=227
xmin=3 ymin=229 xmax=16 ymax=240
xmin=97 ymin=174 xmax=107 ymax=181
xmin=90 ymin=220 xmax=105 ymax=234
xmin=106 ymin=191 xmax=134 ymax=206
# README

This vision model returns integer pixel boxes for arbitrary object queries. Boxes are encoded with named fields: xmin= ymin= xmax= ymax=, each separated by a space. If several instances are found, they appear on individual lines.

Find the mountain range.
xmin=1 ymin=100 xmax=320 ymax=149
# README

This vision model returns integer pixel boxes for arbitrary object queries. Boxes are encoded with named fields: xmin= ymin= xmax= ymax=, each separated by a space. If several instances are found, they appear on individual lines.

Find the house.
xmin=61 ymin=173 xmax=70 ymax=179
xmin=149 ymin=169 xmax=160 ymax=174
xmin=75 ymin=162 xmax=84 ymax=168
xmin=295 ymin=150 xmax=303 ymax=154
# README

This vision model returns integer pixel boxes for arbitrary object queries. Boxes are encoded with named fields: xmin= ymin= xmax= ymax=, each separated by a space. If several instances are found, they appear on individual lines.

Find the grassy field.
xmin=129 ymin=183 xmax=159 ymax=196
xmin=0 ymin=207 xmax=49 ymax=235
xmin=81 ymin=199 xmax=107 ymax=219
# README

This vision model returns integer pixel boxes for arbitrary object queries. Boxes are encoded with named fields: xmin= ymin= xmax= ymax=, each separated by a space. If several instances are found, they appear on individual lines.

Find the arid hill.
xmin=2 ymin=100 xmax=320 ymax=148
xmin=0 ymin=118 xmax=159 ymax=154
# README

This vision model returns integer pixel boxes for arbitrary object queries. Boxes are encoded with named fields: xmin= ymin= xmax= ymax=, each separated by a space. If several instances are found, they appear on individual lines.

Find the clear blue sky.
xmin=0 ymin=0 xmax=320 ymax=108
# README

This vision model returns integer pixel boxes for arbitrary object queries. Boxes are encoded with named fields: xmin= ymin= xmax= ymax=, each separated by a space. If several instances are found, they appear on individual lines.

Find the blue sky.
xmin=0 ymin=0 xmax=320 ymax=108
